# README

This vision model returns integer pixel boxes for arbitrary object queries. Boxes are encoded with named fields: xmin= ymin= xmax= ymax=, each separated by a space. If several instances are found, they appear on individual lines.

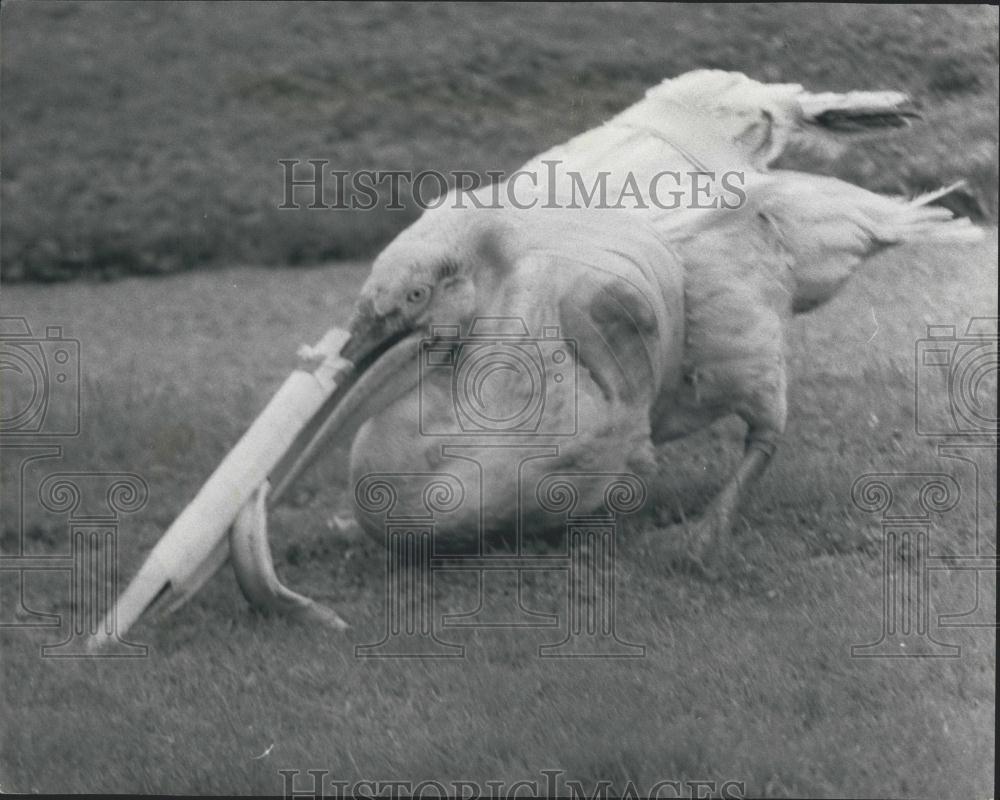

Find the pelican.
xmin=95 ymin=71 xmax=982 ymax=643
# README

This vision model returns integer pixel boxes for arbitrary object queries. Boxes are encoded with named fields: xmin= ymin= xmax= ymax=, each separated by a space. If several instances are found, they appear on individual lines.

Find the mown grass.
xmin=1 ymin=2 xmax=998 ymax=281
xmin=1 ymin=233 xmax=995 ymax=795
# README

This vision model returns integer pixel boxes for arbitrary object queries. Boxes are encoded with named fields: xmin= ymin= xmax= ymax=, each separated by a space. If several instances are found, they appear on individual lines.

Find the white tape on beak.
xmin=88 ymin=328 xmax=352 ymax=650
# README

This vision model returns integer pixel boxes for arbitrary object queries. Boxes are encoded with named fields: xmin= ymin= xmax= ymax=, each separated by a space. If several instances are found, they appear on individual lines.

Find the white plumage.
xmin=352 ymin=69 xmax=983 ymax=558
xmin=103 ymin=70 xmax=985 ymax=637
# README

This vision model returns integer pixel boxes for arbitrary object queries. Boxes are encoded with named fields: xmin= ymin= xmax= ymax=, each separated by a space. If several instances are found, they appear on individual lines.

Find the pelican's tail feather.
xmin=796 ymin=89 xmax=918 ymax=133
xmin=887 ymin=182 xmax=985 ymax=245
xmin=725 ymin=173 xmax=986 ymax=314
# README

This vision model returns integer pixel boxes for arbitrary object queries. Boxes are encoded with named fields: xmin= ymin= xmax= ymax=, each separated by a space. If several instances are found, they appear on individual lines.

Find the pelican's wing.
xmin=522 ymin=70 xmax=916 ymax=182
xmin=638 ymin=70 xmax=917 ymax=168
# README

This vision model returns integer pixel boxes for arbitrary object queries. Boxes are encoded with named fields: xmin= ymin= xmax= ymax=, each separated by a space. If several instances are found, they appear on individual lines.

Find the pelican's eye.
xmin=406 ymin=285 xmax=431 ymax=305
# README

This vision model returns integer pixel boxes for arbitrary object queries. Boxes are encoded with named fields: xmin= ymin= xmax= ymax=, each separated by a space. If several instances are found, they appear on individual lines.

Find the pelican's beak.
xmin=90 ymin=314 xmax=426 ymax=650
xmin=268 ymin=309 xmax=424 ymax=503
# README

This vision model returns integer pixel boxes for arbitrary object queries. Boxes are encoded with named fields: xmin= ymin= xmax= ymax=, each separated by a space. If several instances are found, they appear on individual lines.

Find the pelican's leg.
xmin=651 ymin=277 xmax=791 ymax=572
xmin=682 ymin=426 xmax=780 ymax=566
xmin=675 ymin=372 xmax=787 ymax=575
xmin=680 ymin=338 xmax=788 ymax=572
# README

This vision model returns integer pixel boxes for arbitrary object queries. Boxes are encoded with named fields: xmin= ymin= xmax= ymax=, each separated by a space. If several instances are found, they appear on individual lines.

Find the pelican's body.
xmin=100 ymin=71 xmax=984 ymax=643
xmin=340 ymin=76 xmax=980 ymax=553
xmin=348 ymin=206 xmax=685 ymax=549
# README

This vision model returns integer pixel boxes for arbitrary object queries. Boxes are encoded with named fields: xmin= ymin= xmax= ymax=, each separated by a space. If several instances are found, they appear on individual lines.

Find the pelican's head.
xmin=264 ymin=206 xmax=521 ymax=486
xmin=341 ymin=206 xmax=510 ymax=367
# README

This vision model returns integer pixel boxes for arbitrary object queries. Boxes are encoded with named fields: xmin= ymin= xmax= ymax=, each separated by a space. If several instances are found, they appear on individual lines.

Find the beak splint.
xmin=89 ymin=328 xmax=353 ymax=650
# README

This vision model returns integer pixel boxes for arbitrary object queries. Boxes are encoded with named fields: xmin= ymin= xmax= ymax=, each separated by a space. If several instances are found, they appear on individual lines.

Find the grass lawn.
xmin=1 ymin=2 xmax=997 ymax=280
xmin=1 ymin=231 xmax=995 ymax=796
